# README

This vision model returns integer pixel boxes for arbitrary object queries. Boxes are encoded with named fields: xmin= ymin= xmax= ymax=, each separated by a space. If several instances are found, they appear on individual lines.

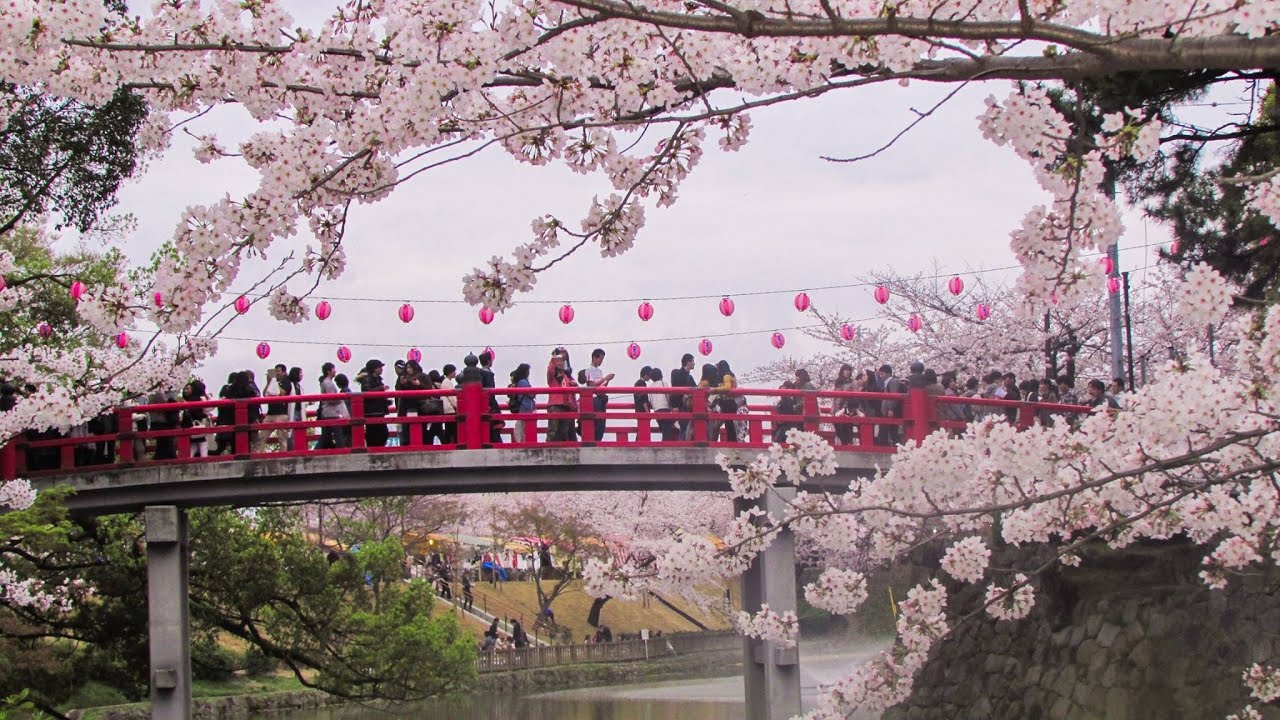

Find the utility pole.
xmin=1104 ymin=173 xmax=1124 ymax=383
xmin=1122 ymin=271 xmax=1135 ymax=390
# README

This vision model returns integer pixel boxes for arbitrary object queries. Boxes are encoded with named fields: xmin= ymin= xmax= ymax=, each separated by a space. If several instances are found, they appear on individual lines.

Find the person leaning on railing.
xmin=508 ymin=363 xmax=536 ymax=443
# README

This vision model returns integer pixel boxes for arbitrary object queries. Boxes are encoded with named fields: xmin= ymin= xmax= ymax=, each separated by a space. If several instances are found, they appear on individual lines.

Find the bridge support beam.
xmin=737 ymin=487 xmax=802 ymax=720
xmin=146 ymin=506 xmax=192 ymax=720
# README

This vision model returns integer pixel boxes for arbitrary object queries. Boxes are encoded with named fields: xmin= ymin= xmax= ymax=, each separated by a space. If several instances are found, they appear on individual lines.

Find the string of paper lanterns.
xmin=57 ymin=244 xmax=1187 ymax=360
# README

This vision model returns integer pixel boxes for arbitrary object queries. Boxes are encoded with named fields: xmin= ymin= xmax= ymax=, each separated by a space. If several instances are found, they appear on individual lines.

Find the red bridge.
xmin=3 ymin=385 xmax=1083 ymax=515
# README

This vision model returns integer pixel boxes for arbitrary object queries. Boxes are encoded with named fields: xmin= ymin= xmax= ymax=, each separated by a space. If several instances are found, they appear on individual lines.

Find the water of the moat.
xmin=275 ymin=650 xmax=881 ymax=720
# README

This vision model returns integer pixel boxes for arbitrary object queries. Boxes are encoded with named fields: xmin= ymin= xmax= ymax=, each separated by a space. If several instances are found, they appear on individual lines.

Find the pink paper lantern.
xmin=315 ymin=300 xmax=332 ymax=320
xmin=558 ymin=304 xmax=575 ymax=324
xmin=37 ymin=322 xmax=52 ymax=339
xmin=0 ymin=275 xmax=5 ymax=292
xmin=770 ymin=332 xmax=785 ymax=349
xmin=1050 ymin=292 xmax=1060 ymax=306
xmin=840 ymin=323 xmax=857 ymax=341
xmin=407 ymin=347 xmax=422 ymax=364
xmin=698 ymin=338 xmax=713 ymax=356
xmin=1169 ymin=240 xmax=1181 ymax=255
xmin=637 ymin=301 xmax=654 ymax=322
xmin=256 ymin=341 xmax=271 ymax=360
xmin=1101 ymin=256 xmax=1114 ymax=275
xmin=398 ymin=303 xmax=415 ymax=323
xmin=1108 ymin=276 xmax=1121 ymax=294
xmin=906 ymin=314 xmax=922 ymax=333
xmin=70 ymin=281 xmax=86 ymax=302
xmin=337 ymin=346 xmax=352 ymax=363
xmin=794 ymin=292 xmax=810 ymax=312
xmin=478 ymin=307 xmax=495 ymax=325
xmin=975 ymin=303 xmax=992 ymax=321
xmin=948 ymin=277 xmax=964 ymax=296
xmin=114 ymin=332 xmax=128 ymax=349
xmin=234 ymin=295 xmax=250 ymax=314
xmin=873 ymin=285 xmax=890 ymax=305
xmin=483 ymin=346 xmax=496 ymax=361
xmin=627 ymin=342 xmax=642 ymax=360
xmin=1263 ymin=236 xmax=1272 ymax=247
xmin=153 ymin=292 xmax=163 ymax=308
xmin=718 ymin=297 xmax=735 ymax=317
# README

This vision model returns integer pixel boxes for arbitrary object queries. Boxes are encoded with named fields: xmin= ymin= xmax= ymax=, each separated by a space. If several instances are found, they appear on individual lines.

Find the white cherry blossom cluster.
xmin=984 ymin=574 xmax=1036 ymax=621
xmin=939 ymin=536 xmax=991 ymax=583
xmin=0 ymin=479 xmax=36 ymax=511
xmin=803 ymin=567 xmax=868 ymax=615
xmin=1243 ymin=664 xmax=1280 ymax=703
xmin=735 ymin=604 xmax=799 ymax=648
xmin=1179 ymin=262 xmax=1235 ymax=326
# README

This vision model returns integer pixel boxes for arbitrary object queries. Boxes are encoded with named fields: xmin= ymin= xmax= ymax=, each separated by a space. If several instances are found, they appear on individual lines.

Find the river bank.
xmin=69 ymin=645 xmax=743 ymax=720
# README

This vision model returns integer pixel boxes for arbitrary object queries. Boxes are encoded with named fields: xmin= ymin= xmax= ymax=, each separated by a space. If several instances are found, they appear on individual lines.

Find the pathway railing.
xmin=474 ymin=630 xmax=739 ymax=673
xmin=1 ymin=386 xmax=1092 ymax=480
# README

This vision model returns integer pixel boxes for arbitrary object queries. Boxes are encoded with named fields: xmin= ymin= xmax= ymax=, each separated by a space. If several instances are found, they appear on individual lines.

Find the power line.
xmin=257 ymin=240 xmax=1172 ymax=306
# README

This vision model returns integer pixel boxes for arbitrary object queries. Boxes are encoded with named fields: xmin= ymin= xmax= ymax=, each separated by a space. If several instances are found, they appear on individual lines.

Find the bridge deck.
xmin=39 ymin=447 xmax=886 ymax=515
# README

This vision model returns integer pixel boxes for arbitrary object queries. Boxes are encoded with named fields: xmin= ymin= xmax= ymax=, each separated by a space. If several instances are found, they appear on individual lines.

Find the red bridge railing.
xmin=0 ymin=386 xmax=1091 ymax=481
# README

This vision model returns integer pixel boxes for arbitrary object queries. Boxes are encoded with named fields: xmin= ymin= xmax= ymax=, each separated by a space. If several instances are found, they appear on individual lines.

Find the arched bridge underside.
xmin=37 ymin=447 xmax=886 ymax=516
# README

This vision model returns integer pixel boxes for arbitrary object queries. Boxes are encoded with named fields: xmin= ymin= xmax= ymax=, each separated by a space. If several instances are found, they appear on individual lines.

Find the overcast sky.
xmin=100 ymin=6 xmax=1178 ymax=390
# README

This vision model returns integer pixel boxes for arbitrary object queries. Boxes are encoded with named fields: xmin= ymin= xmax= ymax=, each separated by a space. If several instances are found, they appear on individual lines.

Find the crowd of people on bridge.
xmin=6 ymin=344 xmax=1129 ymax=467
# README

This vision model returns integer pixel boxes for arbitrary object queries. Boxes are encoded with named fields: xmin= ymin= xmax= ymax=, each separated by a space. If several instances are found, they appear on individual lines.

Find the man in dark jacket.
xmin=356 ymin=359 xmax=390 ymax=447
xmin=670 ymin=353 xmax=697 ymax=439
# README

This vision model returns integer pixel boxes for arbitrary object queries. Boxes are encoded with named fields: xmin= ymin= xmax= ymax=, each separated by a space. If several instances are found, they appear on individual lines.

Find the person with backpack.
xmin=508 ymin=363 xmax=535 ymax=442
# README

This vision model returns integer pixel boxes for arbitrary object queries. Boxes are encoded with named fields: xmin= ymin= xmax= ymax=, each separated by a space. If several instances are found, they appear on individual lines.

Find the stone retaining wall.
xmin=883 ymin=541 xmax=1280 ymax=720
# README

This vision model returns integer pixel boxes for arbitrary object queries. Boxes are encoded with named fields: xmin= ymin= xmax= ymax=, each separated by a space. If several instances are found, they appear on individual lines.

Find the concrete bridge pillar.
xmin=145 ymin=505 xmax=192 ymax=720
xmin=737 ymin=487 xmax=802 ymax=720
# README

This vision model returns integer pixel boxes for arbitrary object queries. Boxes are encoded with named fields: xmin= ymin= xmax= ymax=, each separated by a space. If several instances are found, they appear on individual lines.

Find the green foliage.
xmin=240 ymin=646 xmax=278 ymax=677
xmin=0 ymin=689 xmax=44 ymax=720
xmin=191 ymin=639 xmax=237 ymax=683
xmin=318 ymin=581 xmax=476 ymax=699
xmin=1048 ymin=73 xmax=1280 ymax=301
xmin=0 ymin=86 xmax=146 ymax=236
xmin=59 ymin=681 xmax=128 ymax=712
xmin=1 ymin=501 xmax=477 ymax=711
xmin=1132 ymin=99 xmax=1280 ymax=301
